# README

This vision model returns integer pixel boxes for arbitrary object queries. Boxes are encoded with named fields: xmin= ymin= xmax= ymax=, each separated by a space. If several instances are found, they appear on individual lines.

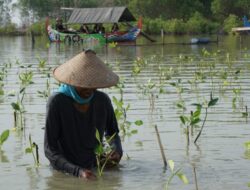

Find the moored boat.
xmin=46 ymin=7 xmax=141 ymax=44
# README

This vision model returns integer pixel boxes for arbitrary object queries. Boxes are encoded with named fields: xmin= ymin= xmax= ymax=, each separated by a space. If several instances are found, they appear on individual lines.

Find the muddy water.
xmin=0 ymin=35 xmax=250 ymax=190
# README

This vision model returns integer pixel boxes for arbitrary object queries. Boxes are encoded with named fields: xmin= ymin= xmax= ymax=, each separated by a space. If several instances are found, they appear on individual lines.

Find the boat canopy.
xmin=67 ymin=7 xmax=136 ymax=24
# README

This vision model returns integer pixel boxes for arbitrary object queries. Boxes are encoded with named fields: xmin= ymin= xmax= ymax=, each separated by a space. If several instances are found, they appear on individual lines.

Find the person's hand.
xmin=79 ymin=169 xmax=96 ymax=180
xmin=109 ymin=151 xmax=121 ymax=163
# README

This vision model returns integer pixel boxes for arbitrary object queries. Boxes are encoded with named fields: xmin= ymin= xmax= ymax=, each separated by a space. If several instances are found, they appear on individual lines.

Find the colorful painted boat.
xmin=46 ymin=7 xmax=141 ymax=44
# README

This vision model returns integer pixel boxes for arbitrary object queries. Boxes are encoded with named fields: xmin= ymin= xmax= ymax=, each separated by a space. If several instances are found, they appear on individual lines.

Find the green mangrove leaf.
xmin=191 ymin=118 xmax=201 ymax=125
xmin=168 ymin=160 xmax=175 ymax=172
xmin=130 ymin=129 xmax=138 ymax=134
xmin=0 ymin=130 xmax=10 ymax=145
xmin=94 ymin=144 xmax=103 ymax=155
xmin=95 ymin=129 xmax=101 ymax=144
xmin=177 ymin=172 xmax=189 ymax=184
xmin=191 ymin=103 xmax=202 ymax=110
xmin=235 ymin=70 xmax=240 ymax=75
xmin=126 ymin=103 xmax=130 ymax=111
xmin=11 ymin=102 xmax=21 ymax=111
xmin=244 ymin=142 xmax=250 ymax=150
xmin=134 ymin=120 xmax=143 ymax=126
xmin=25 ymin=147 xmax=32 ymax=153
xmin=180 ymin=116 xmax=186 ymax=125
xmin=208 ymin=98 xmax=218 ymax=107
xmin=193 ymin=110 xmax=201 ymax=118
xmin=242 ymin=112 xmax=248 ymax=117
xmin=169 ymin=82 xmax=176 ymax=87
xmin=247 ymin=182 xmax=250 ymax=187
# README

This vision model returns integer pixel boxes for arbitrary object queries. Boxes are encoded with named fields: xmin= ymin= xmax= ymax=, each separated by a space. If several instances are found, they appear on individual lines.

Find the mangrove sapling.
xmin=194 ymin=93 xmax=219 ymax=144
xmin=244 ymin=141 xmax=250 ymax=160
xmin=132 ymin=57 xmax=148 ymax=76
xmin=114 ymin=78 xmax=125 ymax=101
xmin=112 ymin=96 xmax=143 ymax=137
xmin=11 ymin=102 xmax=25 ymax=129
xmin=180 ymin=107 xmax=201 ymax=146
xmin=232 ymin=88 xmax=241 ymax=110
xmin=169 ymin=79 xmax=185 ymax=100
xmin=37 ymin=77 xmax=51 ymax=101
xmin=138 ymin=79 xmax=157 ymax=112
xmin=25 ymin=134 xmax=39 ymax=167
xmin=95 ymin=129 xmax=116 ymax=177
xmin=242 ymin=106 xmax=248 ymax=118
xmin=165 ymin=160 xmax=189 ymax=190
xmin=0 ymin=130 xmax=10 ymax=149
xmin=18 ymin=70 xmax=34 ymax=104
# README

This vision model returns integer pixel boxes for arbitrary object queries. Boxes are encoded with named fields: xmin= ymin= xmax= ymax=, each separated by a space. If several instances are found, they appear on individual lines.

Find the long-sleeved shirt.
xmin=44 ymin=90 xmax=122 ymax=177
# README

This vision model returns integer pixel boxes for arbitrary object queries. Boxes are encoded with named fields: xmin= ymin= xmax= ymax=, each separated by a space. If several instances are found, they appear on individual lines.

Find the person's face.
xmin=75 ymin=87 xmax=96 ymax=98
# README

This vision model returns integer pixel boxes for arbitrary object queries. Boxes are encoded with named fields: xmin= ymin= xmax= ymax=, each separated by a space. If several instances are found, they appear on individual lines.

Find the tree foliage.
xmin=1 ymin=0 xmax=250 ymax=33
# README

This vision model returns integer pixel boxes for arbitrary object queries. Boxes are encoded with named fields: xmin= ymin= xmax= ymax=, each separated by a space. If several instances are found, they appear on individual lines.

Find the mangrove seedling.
xmin=242 ymin=106 xmax=248 ymax=118
xmin=25 ymin=134 xmax=39 ymax=167
xmin=132 ymin=57 xmax=147 ymax=75
xmin=95 ymin=129 xmax=116 ymax=177
xmin=165 ymin=160 xmax=189 ymax=190
xmin=194 ymin=93 xmax=218 ymax=144
xmin=232 ymin=88 xmax=241 ymax=110
xmin=11 ymin=102 xmax=25 ymax=129
xmin=138 ymin=79 xmax=157 ymax=112
xmin=112 ymin=96 xmax=143 ymax=137
xmin=114 ymin=78 xmax=125 ymax=101
xmin=0 ymin=130 xmax=10 ymax=148
xmin=18 ymin=71 xmax=34 ymax=103
xmin=180 ymin=107 xmax=201 ymax=145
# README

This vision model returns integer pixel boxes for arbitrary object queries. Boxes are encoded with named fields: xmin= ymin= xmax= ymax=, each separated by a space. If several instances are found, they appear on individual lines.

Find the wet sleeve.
xmin=44 ymin=96 xmax=82 ymax=177
xmin=105 ymin=97 xmax=123 ymax=157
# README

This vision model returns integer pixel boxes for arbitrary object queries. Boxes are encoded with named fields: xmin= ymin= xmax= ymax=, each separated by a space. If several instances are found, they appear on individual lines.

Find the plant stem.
xmin=154 ymin=125 xmax=167 ymax=168
xmin=34 ymin=143 xmax=39 ymax=165
xmin=29 ymin=134 xmax=37 ymax=166
xmin=194 ymin=108 xmax=208 ymax=144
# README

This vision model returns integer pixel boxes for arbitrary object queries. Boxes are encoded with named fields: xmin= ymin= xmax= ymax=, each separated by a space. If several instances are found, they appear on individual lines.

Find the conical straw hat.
xmin=53 ymin=50 xmax=119 ymax=88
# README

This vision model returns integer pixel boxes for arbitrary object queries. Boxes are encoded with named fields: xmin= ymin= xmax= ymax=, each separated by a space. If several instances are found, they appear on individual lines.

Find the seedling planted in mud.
xmin=180 ymin=92 xmax=218 ymax=144
xmin=242 ymin=106 xmax=248 ymax=118
xmin=25 ymin=134 xmax=39 ymax=167
xmin=180 ymin=107 xmax=201 ymax=145
xmin=11 ymin=102 xmax=25 ymax=129
xmin=165 ymin=160 xmax=189 ymax=190
xmin=95 ymin=129 xmax=116 ymax=177
xmin=193 ymin=93 xmax=218 ymax=144
xmin=112 ymin=96 xmax=143 ymax=137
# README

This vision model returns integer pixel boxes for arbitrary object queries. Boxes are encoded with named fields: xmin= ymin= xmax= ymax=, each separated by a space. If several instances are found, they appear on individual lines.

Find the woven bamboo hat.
xmin=53 ymin=49 xmax=119 ymax=88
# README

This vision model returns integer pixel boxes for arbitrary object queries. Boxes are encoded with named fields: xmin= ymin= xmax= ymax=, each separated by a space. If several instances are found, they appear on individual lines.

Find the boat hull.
xmin=47 ymin=25 xmax=140 ymax=44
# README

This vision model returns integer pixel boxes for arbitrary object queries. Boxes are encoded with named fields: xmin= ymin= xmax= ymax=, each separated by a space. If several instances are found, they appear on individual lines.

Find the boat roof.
xmin=67 ymin=7 xmax=136 ymax=24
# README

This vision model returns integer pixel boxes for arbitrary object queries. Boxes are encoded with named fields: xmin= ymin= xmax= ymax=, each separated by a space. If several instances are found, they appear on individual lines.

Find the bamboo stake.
xmin=154 ymin=125 xmax=167 ymax=168
xmin=193 ymin=166 xmax=199 ymax=190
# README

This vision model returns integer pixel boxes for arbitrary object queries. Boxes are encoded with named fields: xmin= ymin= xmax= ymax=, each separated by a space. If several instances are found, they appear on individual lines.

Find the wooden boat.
xmin=46 ymin=7 xmax=141 ymax=44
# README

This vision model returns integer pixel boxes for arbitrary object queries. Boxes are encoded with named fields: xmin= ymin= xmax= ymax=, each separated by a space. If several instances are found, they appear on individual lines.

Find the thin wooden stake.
xmin=154 ymin=125 xmax=167 ymax=168
xmin=193 ymin=166 xmax=199 ymax=190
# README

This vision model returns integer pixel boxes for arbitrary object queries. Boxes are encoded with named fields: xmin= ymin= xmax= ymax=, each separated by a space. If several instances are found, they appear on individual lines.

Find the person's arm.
xmin=44 ymin=96 xmax=95 ymax=179
xmin=105 ymin=97 xmax=123 ymax=160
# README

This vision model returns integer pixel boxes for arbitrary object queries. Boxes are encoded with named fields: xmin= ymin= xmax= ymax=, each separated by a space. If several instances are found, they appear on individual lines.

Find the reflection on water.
xmin=0 ymin=35 xmax=250 ymax=190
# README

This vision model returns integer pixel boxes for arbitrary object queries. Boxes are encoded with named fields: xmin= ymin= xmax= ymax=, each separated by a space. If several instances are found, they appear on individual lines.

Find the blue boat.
xmin=190 ymin=37 xmax=211 ymax=44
